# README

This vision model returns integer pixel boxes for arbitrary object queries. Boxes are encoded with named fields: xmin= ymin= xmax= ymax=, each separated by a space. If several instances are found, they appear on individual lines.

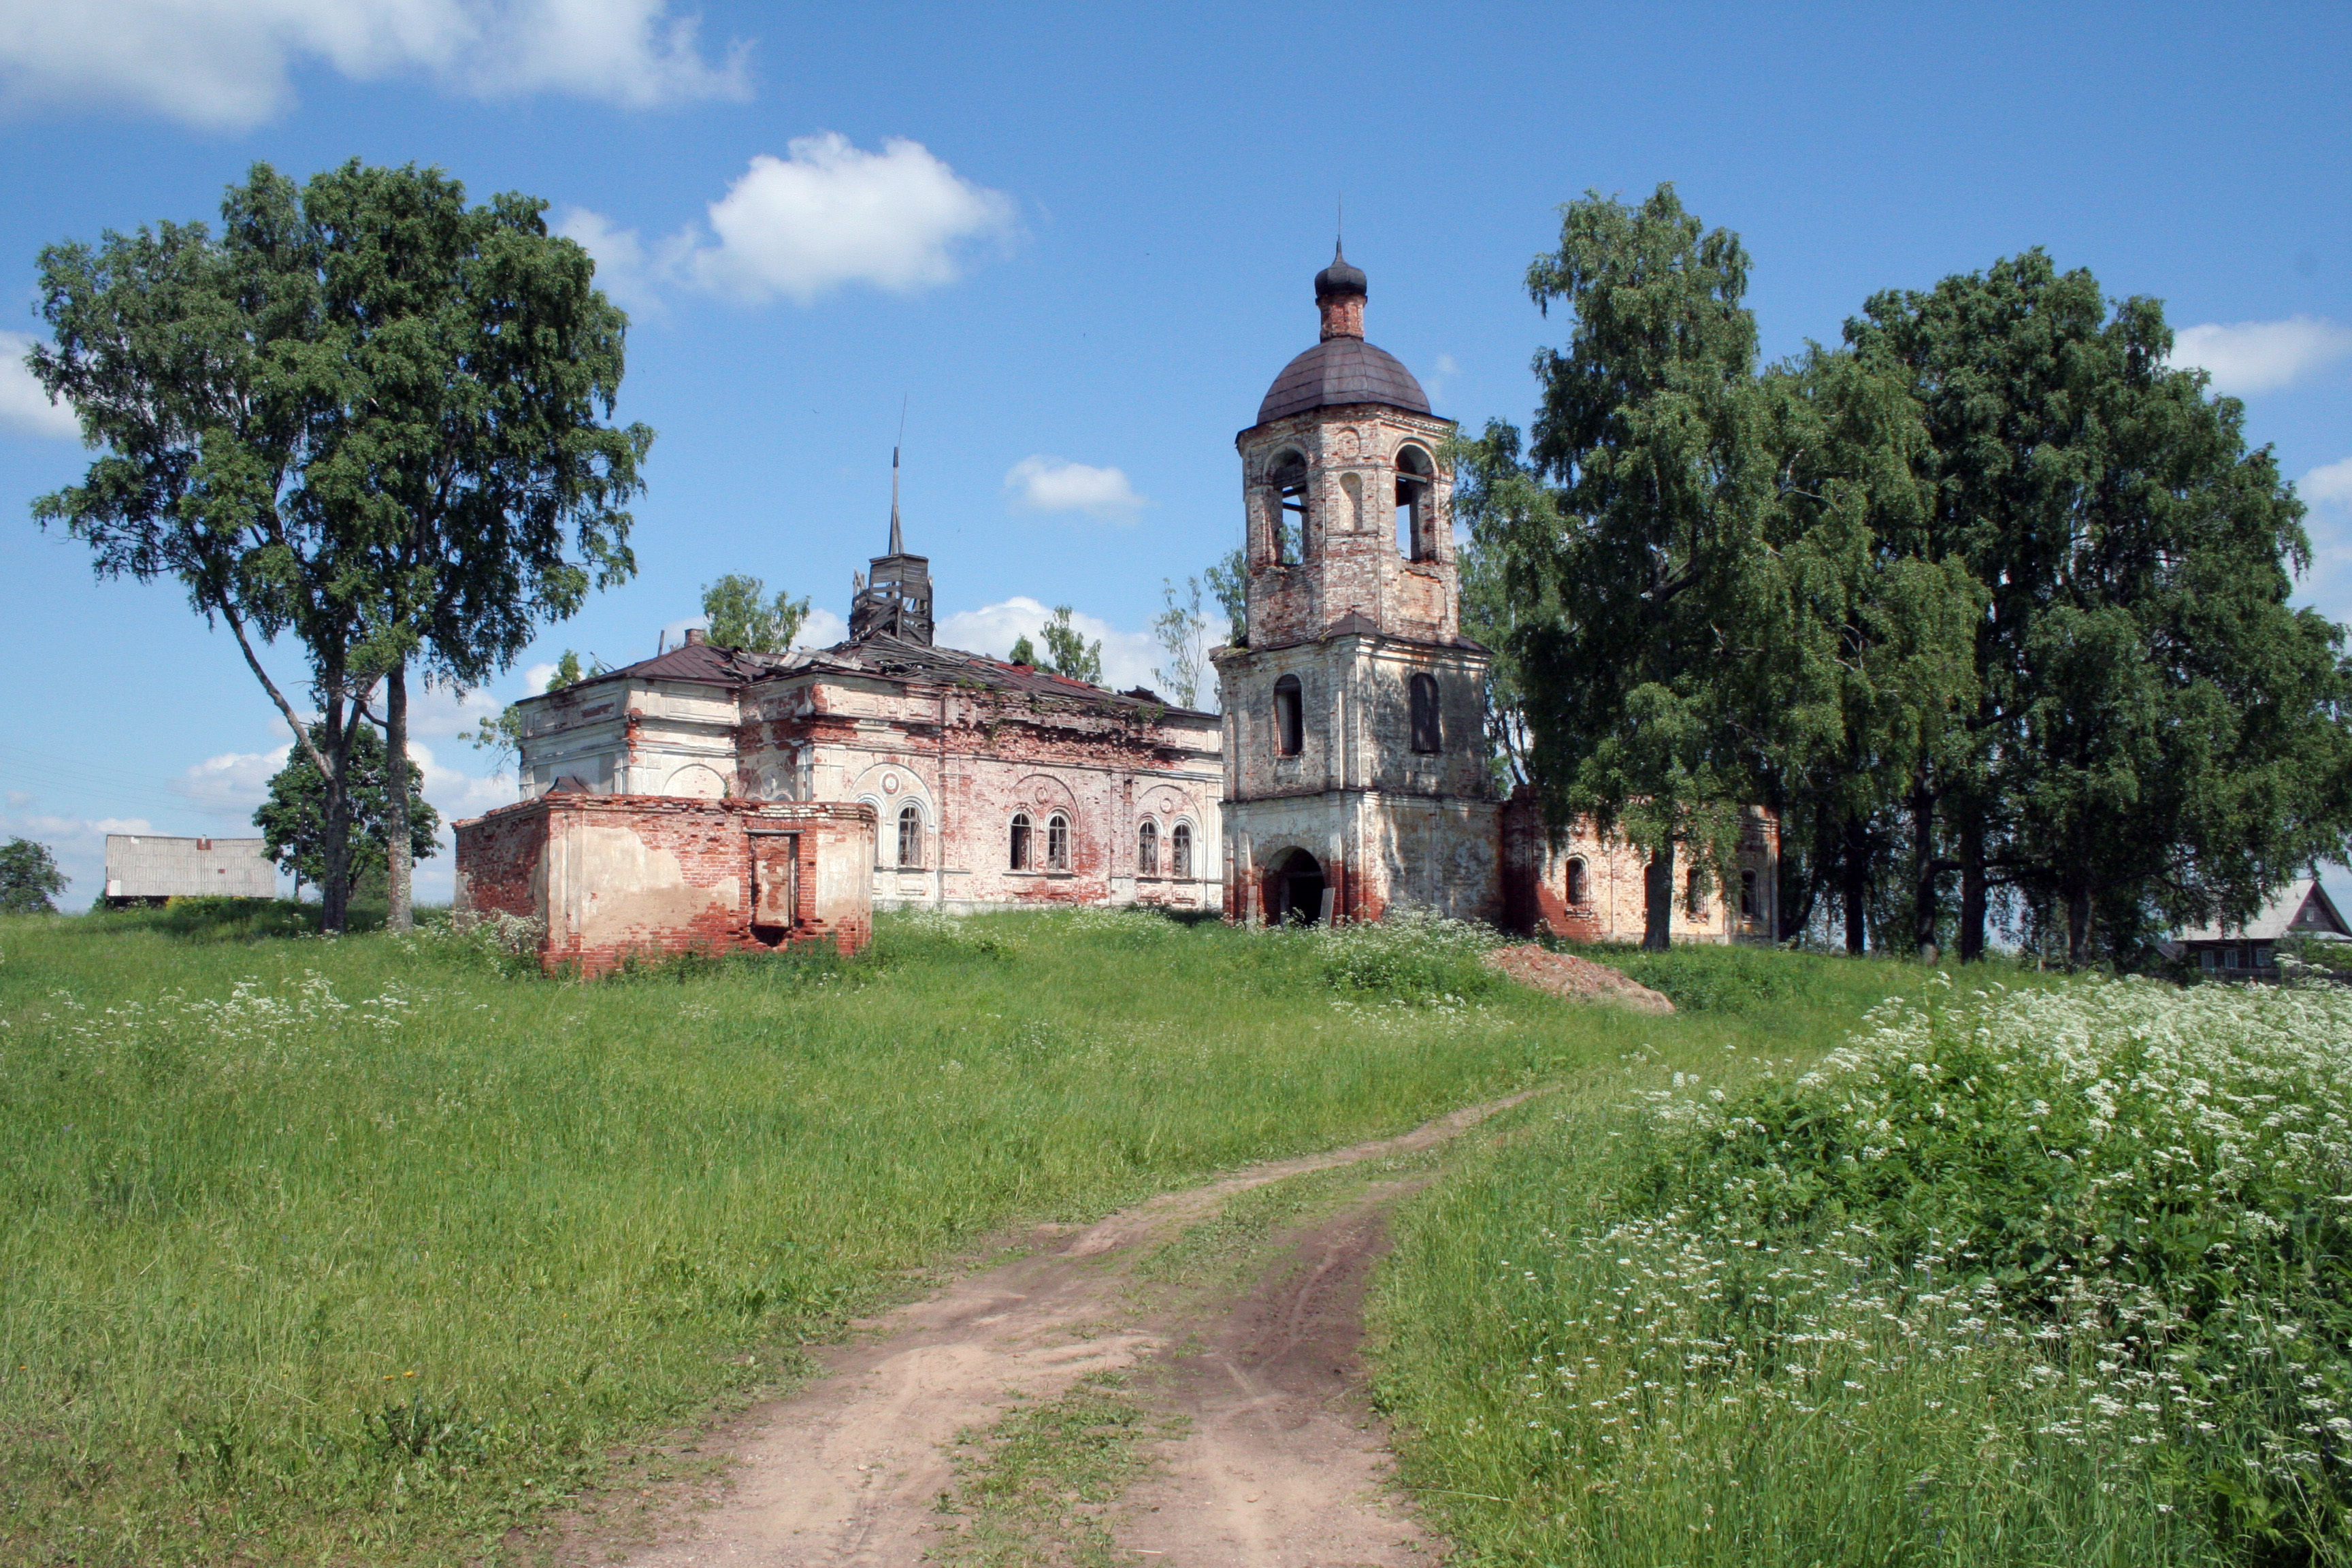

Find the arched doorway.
xmin=1263 ymin=847 xmax=1326 ymax=926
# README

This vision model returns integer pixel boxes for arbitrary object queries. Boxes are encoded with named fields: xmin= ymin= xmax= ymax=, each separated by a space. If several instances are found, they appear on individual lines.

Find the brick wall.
xmin=454 ymin=796 xmax=875 ymax=975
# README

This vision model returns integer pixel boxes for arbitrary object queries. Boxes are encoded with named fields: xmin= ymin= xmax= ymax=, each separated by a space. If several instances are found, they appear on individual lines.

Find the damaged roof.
xmin=547 ymin=632 xmax=1215 ymax=719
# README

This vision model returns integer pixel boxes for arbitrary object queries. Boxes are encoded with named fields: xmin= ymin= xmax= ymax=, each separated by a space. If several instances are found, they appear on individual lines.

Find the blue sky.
xmin=1 ymin=0 xmax=2348 ymax=913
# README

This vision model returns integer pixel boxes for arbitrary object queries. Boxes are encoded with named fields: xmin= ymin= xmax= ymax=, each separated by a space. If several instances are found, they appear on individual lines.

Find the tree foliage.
xmin=1478 ymin=186 xmax=2352 ymax=964
xmin=1151 ymin=576 xmax=1210 ymax=708
xmin=255 ymin=722 xmax=437 ymax=895
xmin=1205 ymin=547 xmax=1248 ymax=651
xmin=700 ymin=574 xmax=808 ymax=653
xmin=0 ymin=838 xmax=68 ymax=914
xmin=1036 ymin=605 xmax=1103 ymax=685
xmin=29 ymin=160 xmax=646 ymax=932
xmin=1497 ymin=184 xmax=1774 ymax=948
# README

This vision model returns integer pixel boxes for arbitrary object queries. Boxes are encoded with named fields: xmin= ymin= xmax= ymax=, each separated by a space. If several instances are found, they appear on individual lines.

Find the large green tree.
xmin=1850 ymin=253 xmax=2352 ymax=964
xmin=30 ymin=161 xmax=647 ymax=934
xmin=1494 ymin=184 xmax=1778 ymax=949
xmin=1750 ymin=345 xmax=1984 ymax=954
xmin=255 ymin=721 xmax=438 ymax=900
xmin=295 ymin=160 xmax=646 ymax=932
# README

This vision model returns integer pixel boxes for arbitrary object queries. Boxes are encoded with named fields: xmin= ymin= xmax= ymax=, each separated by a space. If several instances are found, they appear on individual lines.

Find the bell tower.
xmin=1235 ymin=245 xmax=1463 ymax=649
xmin=1213 ymin=248 xmax=1500 ymax=928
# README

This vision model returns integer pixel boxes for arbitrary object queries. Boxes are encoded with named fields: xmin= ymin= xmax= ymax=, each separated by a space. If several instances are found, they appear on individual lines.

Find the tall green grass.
xmin=1374 ymin=970 xmax=2352 ymax=1567
xmin=1 ymin=902 xmax=1764 ymax=1566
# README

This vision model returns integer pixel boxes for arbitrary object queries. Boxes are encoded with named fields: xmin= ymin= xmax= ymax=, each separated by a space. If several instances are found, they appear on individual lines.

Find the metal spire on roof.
xmin=889 ymin=445 xmax=902 ymax=557
xmin=887 ymin=393 xmax=909 ymax=557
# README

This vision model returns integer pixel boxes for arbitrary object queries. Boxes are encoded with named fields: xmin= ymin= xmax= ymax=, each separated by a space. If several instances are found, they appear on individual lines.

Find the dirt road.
xmin=595 ymin=1098 xmax=1516 ymax=1567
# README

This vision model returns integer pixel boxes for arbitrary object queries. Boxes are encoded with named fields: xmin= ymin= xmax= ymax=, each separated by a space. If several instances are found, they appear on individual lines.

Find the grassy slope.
xmin=1 ymin=903 xmax=1801 ymax=1567
xmin=1370 ymin=953 xmax=2290 ymax=1568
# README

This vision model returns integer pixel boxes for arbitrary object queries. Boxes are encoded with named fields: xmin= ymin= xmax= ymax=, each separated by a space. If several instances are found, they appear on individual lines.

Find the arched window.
xmin=1395 ymin=445 xmax=1433 ymax=561
xmin=1009 ymin=811 xmax=1032 ymax=870
xmin=1409 ymin=672 xmax=1441 ymax=753
xmin=1137 ymin=819 xmax=1159 ymax=877
xmin=1046 ymin=811 xmax=1071 ymax=872
xmin=1171 ymin=822 xmax=1193 ymax=879
xmin=1684 ymin=868 xmax=1705 ymax=917
xmin=1269 ymin=450 xmax=1308 ymax=564
xmin=1565 ymin=856 xmax=1589 ymax=905
xmin=897 ymin=802 xmax=923 ymax=868
xmin=1273 ymin=674 xmax=1303 ymax=757
xmin=1340 ymin=471 xmax=1364 ymax=532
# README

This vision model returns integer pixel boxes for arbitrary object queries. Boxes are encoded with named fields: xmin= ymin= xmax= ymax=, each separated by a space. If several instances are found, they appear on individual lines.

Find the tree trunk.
xmin=387 ymin=661 xmax=413 ymax=933
xmin=1958 ymin=808 xmax=1986 ymax=964
xmin=1912 ymin=780 xmax=1940 ymax=961
xmin=1842 ymin=815 xmax=1869 ymax=956
xmin=1642 ymin=841 xmax=1674 ymax=952
xmin=2065 ymin=883 xmax=2093 ymax=969
xmin=320 ymin=677 xmax=353 ymax=934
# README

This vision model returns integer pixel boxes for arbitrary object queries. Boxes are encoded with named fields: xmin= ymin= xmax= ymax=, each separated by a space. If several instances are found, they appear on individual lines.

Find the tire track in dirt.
xmin=1115 ymin=1179 xmax=1439 ymax=1567
xmin=601 ymin=1096 xmax=1519 ymax=1567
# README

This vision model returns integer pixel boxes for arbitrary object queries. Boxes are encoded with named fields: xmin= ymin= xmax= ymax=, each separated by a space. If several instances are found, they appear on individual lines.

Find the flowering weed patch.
xmin=1292 ymin=909 xmax=1503 ymax=1004
xmin=1376 ymin=975 xmax=2352 ymax=1566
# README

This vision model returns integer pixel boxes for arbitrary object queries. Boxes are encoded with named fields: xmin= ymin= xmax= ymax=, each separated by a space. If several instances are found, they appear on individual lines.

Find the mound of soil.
xmin=1483 ymin=943 xmax=1676 ymax=1015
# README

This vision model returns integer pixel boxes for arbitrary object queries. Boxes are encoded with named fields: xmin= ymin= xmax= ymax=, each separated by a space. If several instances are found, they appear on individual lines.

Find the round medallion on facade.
xmin=883 ymin=773 xmax=900 ymax=795
xmin=1333 ymin=429 xmax=1360 ymax=460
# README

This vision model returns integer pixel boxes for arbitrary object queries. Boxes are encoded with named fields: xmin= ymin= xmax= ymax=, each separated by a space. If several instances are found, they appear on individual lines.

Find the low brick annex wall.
xmin=454 ymin=794 xmax=875 ymax=976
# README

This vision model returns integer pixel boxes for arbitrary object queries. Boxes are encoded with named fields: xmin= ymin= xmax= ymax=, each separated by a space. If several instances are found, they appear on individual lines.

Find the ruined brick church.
xmin=453 ymin=248 xmax=1776 ymax=970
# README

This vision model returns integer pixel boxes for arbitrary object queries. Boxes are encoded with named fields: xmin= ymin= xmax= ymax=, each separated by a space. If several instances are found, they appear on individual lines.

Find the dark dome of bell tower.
xmin=1255 ymin=246 xmax=1428 ymax=426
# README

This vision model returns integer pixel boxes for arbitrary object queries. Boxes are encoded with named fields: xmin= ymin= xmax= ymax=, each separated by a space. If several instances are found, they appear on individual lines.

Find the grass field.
xmin=0 ymin=902 xmax=1919 ymax=1567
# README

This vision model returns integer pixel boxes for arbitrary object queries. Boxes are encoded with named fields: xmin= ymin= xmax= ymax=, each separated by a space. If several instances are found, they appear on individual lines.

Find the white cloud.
xmin=1004 ymin=456 xmax=1145 ymax=521
xmin=170 ymin=747 xmax=290 ymax=818
xmin=0 ymin=0 xmax=748 ymax=131
xmin=2304 ymin=457 xmax=2352 ymax=508
xmin=798 ymin=606 xmax=847 ymax=649
xmin=934 ymin=596 xmax=1164 ymax=693
xmin=0 ymin=331 xmax=78 ymax=440
xmin=2170 ymin=316 xmax=2352 ymax=395
xmin=555 ymin=205 xmax=677 ymax=314
xmin=568 ymin=134 xmax=1016 ymax=308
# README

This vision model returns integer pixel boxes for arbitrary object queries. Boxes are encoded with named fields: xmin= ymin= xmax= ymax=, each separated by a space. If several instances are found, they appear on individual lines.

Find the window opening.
xmin=1009 ymin=811 xmax=1031 ymax=870
xmin=1171 ymin=822 xmax=1193 ymax=879
xmin=1272 ymin=674 xmax=1304 ymax=757
xmin=1395 ymin=446 xmax=1433 ymax=560
xmin=898 ymin=803 xmax=923 ymax=868
xmin=1565 ymin=857 xmax=1588 ymax=905
xmin=1409 ymin=672 xmax=1441 ymax=753
xmin=1684 ymin=868 xmax=1705 ymax=917
xmin=1046 ymin=812 xmax=1071 ymax=872
xmin=1740 ymin=869 xmax=1757 ymax=919
xmin=1269 ymin=451 xmax=1308 ymax=564
xmin=1137 ymin=820 xmax=1159 ymax=877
